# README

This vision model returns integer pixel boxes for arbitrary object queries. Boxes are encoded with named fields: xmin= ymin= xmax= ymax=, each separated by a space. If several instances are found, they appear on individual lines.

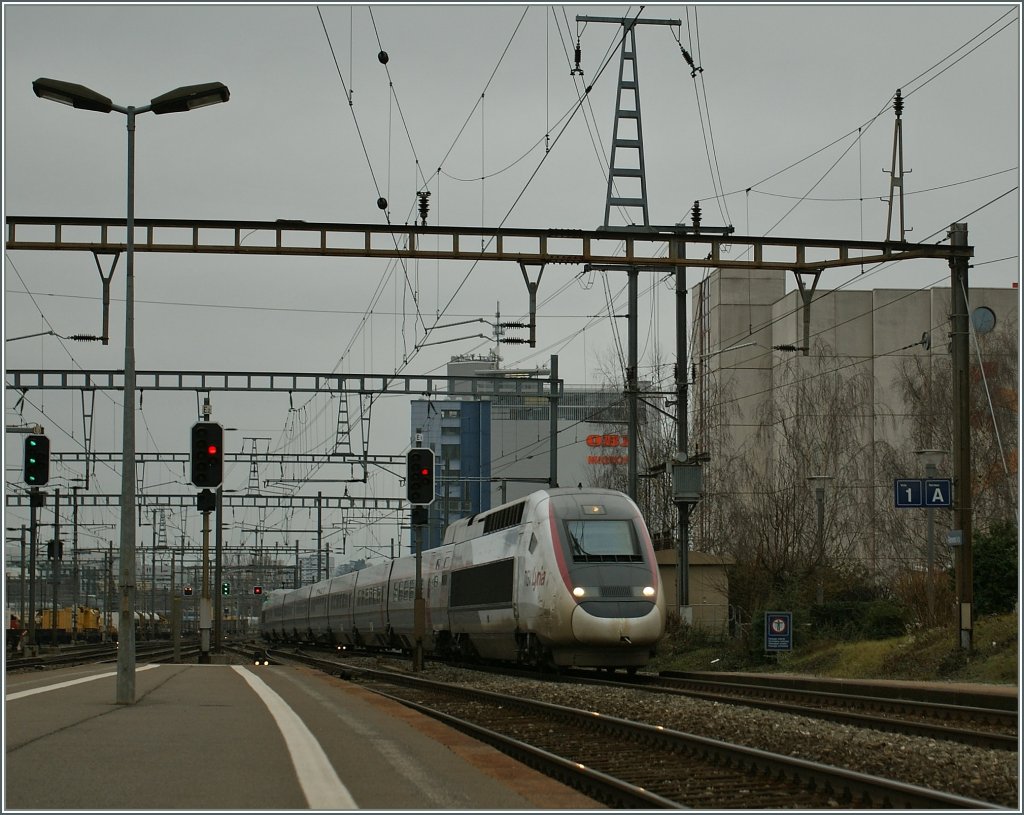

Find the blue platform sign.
xmin=895 ymin=478 xmax=952 ymax=508
xmin=924 ymin=479 xmax=952 ymax=507
xmin=894 ymin=479 xmax=923 ymax=507
xmin=765 ymin=611 xmax=793 ymax=652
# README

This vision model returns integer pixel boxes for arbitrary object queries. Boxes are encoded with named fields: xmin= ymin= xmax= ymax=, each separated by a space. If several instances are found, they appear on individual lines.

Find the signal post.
xmin=406 ymin=447 xmax=435 ymax=672
xmin=22 ymin=432 xmax=50 ymax=655
xmin=191 ymin=421 xmax=223 ymax=663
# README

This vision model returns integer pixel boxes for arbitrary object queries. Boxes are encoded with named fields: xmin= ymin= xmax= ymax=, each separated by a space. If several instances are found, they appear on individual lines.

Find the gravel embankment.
xmin=349 ymin=657 xmax=1019 ymax=808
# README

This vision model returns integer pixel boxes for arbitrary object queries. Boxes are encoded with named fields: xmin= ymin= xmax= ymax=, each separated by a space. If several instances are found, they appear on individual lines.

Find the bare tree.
xmin=893 ymin=314 xmax=1018 ymax=528
xmin=697 ymin=344 xmax=881 ymax=619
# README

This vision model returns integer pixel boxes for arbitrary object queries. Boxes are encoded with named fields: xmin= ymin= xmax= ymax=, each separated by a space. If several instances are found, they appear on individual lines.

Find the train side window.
xmin=528 ymin=533 xmax=538 ymax=554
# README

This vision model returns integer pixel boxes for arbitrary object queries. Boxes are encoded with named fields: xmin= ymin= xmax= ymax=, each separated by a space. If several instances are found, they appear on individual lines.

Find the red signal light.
xmin=406 ymin=448 xmax=435 ymax=504
xmin=191 ymin=422 xmax=224 ymax=488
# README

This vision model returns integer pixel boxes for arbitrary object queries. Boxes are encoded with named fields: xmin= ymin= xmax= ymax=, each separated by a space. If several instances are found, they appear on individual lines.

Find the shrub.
xmin=809 ymin=599 xmax=910 ymax=640
xmin=973 ymin=520 xmax=1018 ymax=615
xmin=863 ymin=600 xmax=909 ymax=638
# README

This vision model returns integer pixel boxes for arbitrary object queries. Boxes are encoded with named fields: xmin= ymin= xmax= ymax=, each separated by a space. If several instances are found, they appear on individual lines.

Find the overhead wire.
xmin=678 ymin=7 xmax=732 ymax=227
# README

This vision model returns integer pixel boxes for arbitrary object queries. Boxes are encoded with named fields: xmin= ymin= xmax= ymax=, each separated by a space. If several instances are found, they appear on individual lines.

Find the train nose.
xmin=569 ymin=602 xmax=664 ymax=646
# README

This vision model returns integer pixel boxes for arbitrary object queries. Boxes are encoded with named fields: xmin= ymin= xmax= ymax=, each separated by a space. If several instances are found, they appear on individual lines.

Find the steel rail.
xmin=267 ymin=649 xmax=997 ymax=809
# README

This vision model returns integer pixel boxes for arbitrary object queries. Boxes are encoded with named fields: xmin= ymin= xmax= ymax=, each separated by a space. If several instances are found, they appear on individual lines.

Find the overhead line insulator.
xmin=571 ymin=39 xmax=584 ymax=76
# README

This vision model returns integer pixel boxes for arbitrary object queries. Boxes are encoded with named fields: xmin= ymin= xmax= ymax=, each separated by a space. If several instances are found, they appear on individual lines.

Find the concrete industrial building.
xmin=688 ymin=267 xmax=1018 ymax=577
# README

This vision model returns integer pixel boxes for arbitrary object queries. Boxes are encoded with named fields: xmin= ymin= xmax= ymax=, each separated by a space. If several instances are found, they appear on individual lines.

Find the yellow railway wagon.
xmin=34 ymin=606 xmax=106 ymax=642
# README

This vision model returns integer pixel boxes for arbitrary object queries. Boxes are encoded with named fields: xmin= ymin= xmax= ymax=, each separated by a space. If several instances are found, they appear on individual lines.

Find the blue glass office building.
xmin=409 ymin=400 xmax=491 ymax=551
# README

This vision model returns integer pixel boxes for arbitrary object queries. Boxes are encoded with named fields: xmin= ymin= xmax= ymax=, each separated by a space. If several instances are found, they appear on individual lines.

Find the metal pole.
xmin=317 ymin=491 xmax=323 ymax=579
xmin=815 ymin=485 xmax=825 ymax=605
xmin=413 ymin=517 xmax=424 ymax=672
xmin=294 ymin=538 xmax=299 ymax=588
xmin=51 ymin=487 xmax=60 ymax=648
xmin=104 ymin=544 xmax=112 ymax=642
xmin=28 ymin=491 xmax=39 ymax=650
xmin=214 ymin=486 xmax=223 ymax=651
xmin=949 ymin=223 xmax=973 ymax=651
xmin=72 ymin=486 xmax=79 ymax=641
xmin=150 ymin=510 xmax=157 ymax=640
xmin=180 ymin=533 xmax=186 ymax=633
xmin=924 ymin=459 xmax=937 ymax=620
xmin=627 ymin=270 xmax=639 ymax=500
xmin=171 ymin=551 xmax=180 ymax=663
xmin=200 ymin=508 xmax=211 ymax=663
xmin=672 ymin=238 xmax=690 ymax=612
xmin=19 ymin=526 xmax=26 ymax=636
xmin=116 ymin=106 xmax=138 ymax=704
xmin=549 ymin=355 xmax=559 ymax=488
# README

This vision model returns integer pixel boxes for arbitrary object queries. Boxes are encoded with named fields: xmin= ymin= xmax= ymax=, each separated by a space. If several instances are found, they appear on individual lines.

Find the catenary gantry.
xmin=4 ymin=215 xmax=968 ymax=271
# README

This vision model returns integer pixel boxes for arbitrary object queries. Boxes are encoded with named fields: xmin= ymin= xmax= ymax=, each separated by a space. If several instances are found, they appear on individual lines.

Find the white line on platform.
xmin=232 ymin=665 xmax=357 ymax=810
xmin=5 ymin=663 xmax=161 ymax=701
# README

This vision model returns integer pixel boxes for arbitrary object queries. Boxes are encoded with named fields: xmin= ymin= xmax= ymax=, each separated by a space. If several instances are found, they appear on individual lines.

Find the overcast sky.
xmin=3 ymin=3 xmax=1021 ymax=569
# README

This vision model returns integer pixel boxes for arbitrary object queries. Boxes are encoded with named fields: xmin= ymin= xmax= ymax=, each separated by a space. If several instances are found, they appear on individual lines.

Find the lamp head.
xmin=33 ymin=78 xmax=113 ymax=113
xmin=150 ymin=82 xmax=230 ymax=114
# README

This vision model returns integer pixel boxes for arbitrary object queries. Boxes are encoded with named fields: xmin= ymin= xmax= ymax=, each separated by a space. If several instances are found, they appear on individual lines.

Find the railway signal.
xmin=406 ymin=447 xmax=435 ymax=505
xmin=183 ymin=586 xmax=193 ymax=596
xmin=190 ymin=422 xmax=224 ymax=488
xmin=253 ymin=586 xmax=263 ymax=596
xmin=23 ymin=434 xmax=50 ymax=486
xmin=221 ymin=581 xmax=231 ymax=596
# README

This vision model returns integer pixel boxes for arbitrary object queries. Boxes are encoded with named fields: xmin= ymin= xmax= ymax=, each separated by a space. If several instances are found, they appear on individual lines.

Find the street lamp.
xmin=807 ymin=475 xmax=833 ymax=605
xmin=33 ymin=77 xmax=229 ymax=704
xmin=915 ymin=449 xmax=948 ymax=621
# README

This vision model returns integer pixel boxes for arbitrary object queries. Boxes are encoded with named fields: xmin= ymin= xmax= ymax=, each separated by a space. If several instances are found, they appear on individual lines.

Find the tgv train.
xmin=261 ymin=488 xmax=666 ymax=670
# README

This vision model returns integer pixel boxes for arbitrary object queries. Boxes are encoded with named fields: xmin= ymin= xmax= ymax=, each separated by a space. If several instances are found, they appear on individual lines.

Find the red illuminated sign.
xmin=585 ymin=434 xmax=629 ymax=448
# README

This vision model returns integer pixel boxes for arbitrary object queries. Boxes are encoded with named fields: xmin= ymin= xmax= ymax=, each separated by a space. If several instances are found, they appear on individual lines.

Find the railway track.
xmin=268 ymin=647 xmax=1000 ymax=809
xmin=5 ymin=639 xmax=201 ymax=671
xmin=282 ymin=641 xmax=1017 ymax=752
xmin=558 ymin=668 xmax=1018 ymax=752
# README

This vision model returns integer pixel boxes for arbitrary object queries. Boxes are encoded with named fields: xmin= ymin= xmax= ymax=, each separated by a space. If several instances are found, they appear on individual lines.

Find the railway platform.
xmin=4 ymin=658 xmax=601 ymax=810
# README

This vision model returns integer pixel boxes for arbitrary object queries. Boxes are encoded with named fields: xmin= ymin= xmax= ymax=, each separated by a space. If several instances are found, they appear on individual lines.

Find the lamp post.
xmin=915 ymin=449 xmax=947 ymax=622
xmin=807 ymin=475 xmax=833 ymax=605
xmin=33 ymin=77 xmax=229 ymax=704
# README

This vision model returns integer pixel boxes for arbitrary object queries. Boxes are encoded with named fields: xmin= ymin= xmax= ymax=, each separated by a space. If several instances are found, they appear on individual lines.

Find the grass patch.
xmin=652 ymin=611 xmax=1018 ymax=685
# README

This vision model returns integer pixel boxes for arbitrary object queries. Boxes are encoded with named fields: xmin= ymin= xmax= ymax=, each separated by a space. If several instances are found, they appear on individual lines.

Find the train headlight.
xmin=642 ymin=586 xmax=656 ymax=598
xmin=572 ymin=586 xmax=586 ymax=598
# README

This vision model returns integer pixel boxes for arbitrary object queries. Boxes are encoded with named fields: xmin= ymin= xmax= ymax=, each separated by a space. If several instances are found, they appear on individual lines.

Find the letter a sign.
xmin=924 ymin=479 xmax=952 ymax=507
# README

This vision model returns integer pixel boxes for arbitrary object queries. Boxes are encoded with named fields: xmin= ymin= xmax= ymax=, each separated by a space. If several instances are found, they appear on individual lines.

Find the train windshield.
xmin=563 ymin=519 xmax=641 ymax=562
